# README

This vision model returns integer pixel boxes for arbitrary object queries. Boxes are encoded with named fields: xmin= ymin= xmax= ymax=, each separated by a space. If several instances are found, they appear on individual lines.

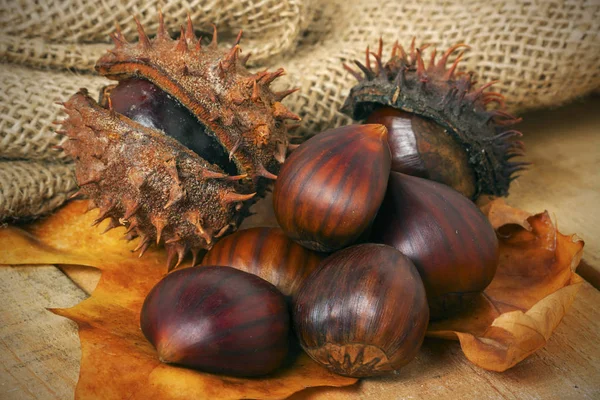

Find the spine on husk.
xmin=341 ymin=39 xmax=528 ymax=198
xmin=56 ymin=13 xmax=300 ymax=268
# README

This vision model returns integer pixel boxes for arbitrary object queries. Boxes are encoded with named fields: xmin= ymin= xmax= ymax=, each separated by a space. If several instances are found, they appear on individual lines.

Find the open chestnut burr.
xmin=273 ymin=124 xmax=391 ymax=252
xmin=372 ymin=172 xmax=499 ymax=320
xmin=293 ymin=244 xmax=429 ymax=377
xmin=59 ymin=15 xmax=300 ymax=269
xmin=342 ymin=39 xmax=527 ymax=199
xmin=140 ymin=266 xmax=290 ymax=377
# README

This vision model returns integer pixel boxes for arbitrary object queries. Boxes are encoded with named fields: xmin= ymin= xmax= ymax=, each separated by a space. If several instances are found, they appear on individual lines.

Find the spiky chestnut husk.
xmin=341 ymin=39 xmax=528 ymax=199
xmin=57 ymin=13 xmax=300 ymax=268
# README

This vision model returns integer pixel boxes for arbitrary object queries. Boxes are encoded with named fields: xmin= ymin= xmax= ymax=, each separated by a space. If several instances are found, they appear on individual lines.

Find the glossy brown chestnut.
xmin=273 ymin=124 xmax=391 ymax=252
xmin=201 ymin=227 xmax=324 ymax=297
xmin=293 ymin=244 xmax=429 ymax=377
xmin=366 ymin=107 xmax=476 ymax=198
xmin=372 ymin=172 xmax=499 ymax=320
xmin=140 ymin=266 xmax=289 ymax=377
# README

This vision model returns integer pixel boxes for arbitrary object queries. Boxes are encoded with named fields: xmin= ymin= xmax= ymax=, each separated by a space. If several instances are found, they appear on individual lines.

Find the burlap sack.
xmin=1 ymin=0 xmax=599 ymax=221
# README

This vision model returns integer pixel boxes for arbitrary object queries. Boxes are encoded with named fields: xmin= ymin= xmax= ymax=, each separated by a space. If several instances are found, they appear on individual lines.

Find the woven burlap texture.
xmin=1 ymin=0 xmax=599 ymax=220
xmin=0 ymin=160 xmax=78 ymax=221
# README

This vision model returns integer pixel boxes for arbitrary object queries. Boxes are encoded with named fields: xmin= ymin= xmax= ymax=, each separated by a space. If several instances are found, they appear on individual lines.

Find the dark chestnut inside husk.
xmin=366 ymin=107 xmax=476 ymax=198
xmin=372 ymin=172 xmax=499 ymax=320
xmin=273 ymin=124 xmax=391 ymax=252
xmin=104 ymin=78 xmax=239 ymax=176
xmin=140 ymin=266 xmax=289 ymax=377
xmin=341 ymin=40 xmax=528 ymax=199
xmin=293 ymin=244 xmax=429 ymax=377
xmin=201 ymin=227 xmax=325 ymax=297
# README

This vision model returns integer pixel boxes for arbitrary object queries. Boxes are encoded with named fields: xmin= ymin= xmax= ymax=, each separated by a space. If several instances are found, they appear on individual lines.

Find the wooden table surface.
xmin=1 ymin=97 xmax=599 ymax=399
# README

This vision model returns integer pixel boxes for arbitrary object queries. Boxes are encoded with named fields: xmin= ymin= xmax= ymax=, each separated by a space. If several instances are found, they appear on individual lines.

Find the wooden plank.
xmin=0 ymin=266 xmax=87 ymax=400
xmin=577 ymin=260 xmax=600 ymax=290
xmin=56 ymin=265 xmax=100 ymax=294
xmin=506 ymin=97 xmax=600 ymax=285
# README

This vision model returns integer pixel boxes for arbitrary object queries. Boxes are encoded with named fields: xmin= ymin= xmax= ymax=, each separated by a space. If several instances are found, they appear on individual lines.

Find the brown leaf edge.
xmin=428 ymin=199 xmax=584 ymax=372
xmin=0 ymin=200 xmax=356 ymax=400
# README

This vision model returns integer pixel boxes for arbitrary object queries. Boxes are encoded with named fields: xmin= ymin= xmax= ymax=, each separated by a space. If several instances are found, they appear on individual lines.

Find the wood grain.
xmin=0 ymin=266 xmax=87 ymax=400
xmin=56 ymin=265 xmax=100 ymax=294
xmin=506 ymin=97 xmax=600 ymax=282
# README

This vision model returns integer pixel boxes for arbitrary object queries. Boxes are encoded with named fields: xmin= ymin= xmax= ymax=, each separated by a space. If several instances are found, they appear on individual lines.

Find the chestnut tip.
xmin=362 ymin=123 xmax=388 ymax=141
xmin=156 ymin=339 xmax=186 ymax=365
xmin=155 ymin=340 xmax=175 ymax=364
xmin=360 ymin=124 xmax=390 ymax=160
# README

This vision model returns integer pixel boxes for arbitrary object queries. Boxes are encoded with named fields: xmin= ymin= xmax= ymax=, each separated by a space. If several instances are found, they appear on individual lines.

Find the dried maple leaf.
xmin=477 ymin=195 xmax=532 ymax=230
xmin=428 ymin=199 xmax=584 ymax=372
xmin=0 ymin=200 xmax=356 ymax=400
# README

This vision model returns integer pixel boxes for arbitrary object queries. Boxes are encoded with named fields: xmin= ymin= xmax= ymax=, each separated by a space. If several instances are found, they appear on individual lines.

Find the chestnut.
xmin=273 ymin=124 xmax=391 ymax=252
xmin=366 ymin=107 xmax=476 ymax=198
xmin=201 ymin=227 xmax=324 ymax=297
xmin=293 ymin=244 xmax=429 ymax=377
xmin=372 ymin=172 xmax=499 ymax=320
xmin=140 ymin=266 xmax=289 ymax=377
xmin=341 ymin=40 xmax=527 ymax=200
xmin=106 ymin=78 xmax=237 ymax=175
